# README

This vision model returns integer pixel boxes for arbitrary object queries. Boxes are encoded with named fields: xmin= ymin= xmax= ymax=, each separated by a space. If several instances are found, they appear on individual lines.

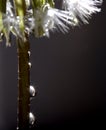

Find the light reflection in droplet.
xmin=28 ymin=62 xmax=32 ymax=68
xmin=30 ymin=85 xmax=36 ymax=97
xmin=29 ymin=112 xmax=35 ymax=125
xmin=28 ymin=51 xmax=31 ymax=56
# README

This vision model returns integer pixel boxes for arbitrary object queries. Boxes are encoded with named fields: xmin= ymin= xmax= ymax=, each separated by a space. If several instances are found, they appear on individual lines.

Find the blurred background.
xmin=0 ymin=1 xmax=106 ymax=130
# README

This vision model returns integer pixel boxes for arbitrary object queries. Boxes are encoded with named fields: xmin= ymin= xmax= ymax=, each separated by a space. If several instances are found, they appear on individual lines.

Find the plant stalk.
xmin=17 ymin=37 xmax=30 ymax=130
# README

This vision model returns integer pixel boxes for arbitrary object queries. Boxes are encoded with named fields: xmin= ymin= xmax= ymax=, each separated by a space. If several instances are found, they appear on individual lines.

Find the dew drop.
xmin=28 ymin=51 xmax=31 ymax=56
xmin=30 ymin=85 xmax=36 ymax=97
xmin=29 ymin=112 xmax=35 ymax=125
xmin=28 ymin=62 xmax=32 ymax=68
xmin=0 ymin=33 xmax=4 ymax=41
xmin=16 ymin=127 xmax=19 ymax=130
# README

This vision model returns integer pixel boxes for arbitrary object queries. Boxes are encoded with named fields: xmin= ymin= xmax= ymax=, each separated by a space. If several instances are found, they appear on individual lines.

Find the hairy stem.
xmin=17 ymin=37 xmax=30 ymax=130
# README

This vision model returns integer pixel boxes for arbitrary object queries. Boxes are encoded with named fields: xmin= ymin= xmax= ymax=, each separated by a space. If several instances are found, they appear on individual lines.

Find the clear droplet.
xmin=30 ymin=85 xmax=36 ymax=97
xmin=29 ymin=112 xmax=35 ymax=125
xmin=0 ymin=33 xmax=3 ymax=41
xmin=28 ymin=51 xmax=31 ymax=56
xmin=28 ymin=62 xmax=32 ymax=68
xmin=16 ymin=127 xmax=19 ymax=130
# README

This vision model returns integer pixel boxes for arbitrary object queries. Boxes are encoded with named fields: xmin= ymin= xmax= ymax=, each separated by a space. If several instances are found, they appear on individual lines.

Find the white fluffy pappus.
xmin=32 ymin=4 xmax=79 ymax=37
xmin=62 ymin=0 xmax=103 ymax=24
xmin=0 ymin=0 xmax=103 ymax=45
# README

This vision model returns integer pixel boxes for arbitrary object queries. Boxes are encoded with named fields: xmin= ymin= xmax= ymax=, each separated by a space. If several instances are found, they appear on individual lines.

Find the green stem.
xmin=0 ymin=0 xmax=6 ymax=13
xmin=17 ymin=37 xmax=30 ymax=130
xmin=0 ymin=0 xmax=6 ymax=31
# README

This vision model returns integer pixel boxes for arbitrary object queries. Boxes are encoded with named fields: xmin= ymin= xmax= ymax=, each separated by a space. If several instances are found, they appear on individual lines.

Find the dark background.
xmin=0 ymin=1 xmax=105 ymax=130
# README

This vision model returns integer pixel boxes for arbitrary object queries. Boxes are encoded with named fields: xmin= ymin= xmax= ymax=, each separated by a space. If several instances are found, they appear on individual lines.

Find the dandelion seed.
xmin=32 ymin=3 xmax=78 ymax=37
xmin=62 ymin=0 xmax=103 ymax=24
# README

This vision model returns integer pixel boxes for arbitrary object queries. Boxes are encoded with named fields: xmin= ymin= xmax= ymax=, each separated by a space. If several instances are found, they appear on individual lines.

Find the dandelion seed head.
xmin=0 ymin=0 xmax=103 ymax=45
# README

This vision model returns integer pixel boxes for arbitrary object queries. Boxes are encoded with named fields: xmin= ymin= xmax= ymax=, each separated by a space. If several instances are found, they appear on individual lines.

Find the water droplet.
xmin=29 ymin=112 xmax=35 ymax=125
xmin=16 ymin=127 xmax=19 ymax=130
xmin=0 ymin=33 xmax=4 ymax=41
xmin=30 ymin=85 xmax=36 ymax=97
xmin=28 ymin=62 xmax=32 ymax=68
xmin=28 ymin=51 xmax=31 ymax=56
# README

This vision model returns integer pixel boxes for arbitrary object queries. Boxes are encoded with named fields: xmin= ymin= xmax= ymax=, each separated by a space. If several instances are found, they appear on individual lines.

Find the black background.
xmin=0 ymin=1 xmax=105 ymax=130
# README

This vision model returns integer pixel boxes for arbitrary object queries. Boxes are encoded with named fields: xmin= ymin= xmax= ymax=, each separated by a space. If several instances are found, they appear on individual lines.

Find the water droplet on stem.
xmin=30 ymin=85 xmax=36 ymax=97
xmin=28 ymin=51 xmax=31 ymax=56
xmin=29 ymin=112 xmax=35 ymax=125
xmin=28 ymin=62 xmax=32 ymax=68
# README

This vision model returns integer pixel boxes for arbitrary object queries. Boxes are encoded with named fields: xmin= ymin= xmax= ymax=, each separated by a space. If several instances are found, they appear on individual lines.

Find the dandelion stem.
xmin=17 ymin=36 xmax=30 ymax=130
xmin=0 ymin=0 xmax=6 ymax=13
